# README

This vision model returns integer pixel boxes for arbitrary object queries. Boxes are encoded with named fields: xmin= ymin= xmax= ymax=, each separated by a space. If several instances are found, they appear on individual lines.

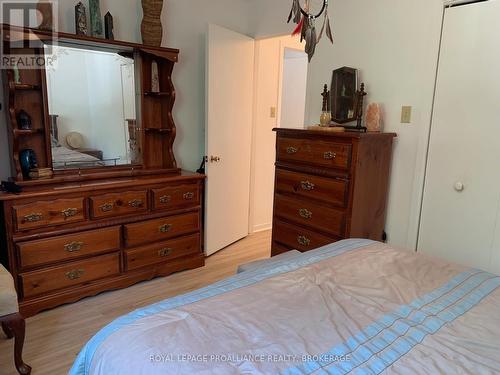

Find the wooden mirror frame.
xmin=1 ymin=24 xmax=181 ymax=187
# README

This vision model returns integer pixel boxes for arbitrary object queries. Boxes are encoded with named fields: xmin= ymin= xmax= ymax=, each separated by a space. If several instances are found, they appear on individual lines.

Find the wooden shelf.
xmin=14 ymin=128 xmax=45 ymax=136
xmin=14 ymin=83 xmax=41 ymax=91
xmin=144 ymin=91 xmax=171 ymax=97
xmin=144 ymin=128 xmax=172 ymax=134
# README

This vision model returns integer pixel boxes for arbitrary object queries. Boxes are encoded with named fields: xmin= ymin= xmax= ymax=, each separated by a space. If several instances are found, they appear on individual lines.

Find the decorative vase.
xmin=19 ymin=149 xmax=38 ymax=178
xmin=141 ymin=0 xmax=163 ymax=46
xmin=89 ymin=0 xmax=103 ymax=37
xmin=151 ymin=60 xmax=160 ymax=92
xmin=36 ymin=1 xmax=53 ymax=31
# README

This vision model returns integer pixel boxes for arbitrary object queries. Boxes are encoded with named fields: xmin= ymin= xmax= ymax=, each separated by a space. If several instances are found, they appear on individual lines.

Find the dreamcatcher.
xmin=287 ymin=0 xmax=333 ymax=62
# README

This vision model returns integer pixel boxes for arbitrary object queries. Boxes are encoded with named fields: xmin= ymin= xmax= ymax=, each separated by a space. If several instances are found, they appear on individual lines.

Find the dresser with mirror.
xmin=0 ymin=25 xmax=205 ymax=317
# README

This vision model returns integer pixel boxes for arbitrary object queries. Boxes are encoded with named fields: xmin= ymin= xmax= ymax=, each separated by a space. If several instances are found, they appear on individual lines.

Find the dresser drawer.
xmin=273 ymin=220 xmax=338 ymax=253
xmin=17 ymin=227 xmax=121 ymax=269
xmin=20 ymin=253 xmax=120 ymax=298
xmin=13 ymin=198 xmax=86 ymax=232
xmin=124 ymin=212 xmax=200 ymax=247
xmin=152 ymin=183 xmax=200 ymax=211
xmin=277 ymin=137 xmax=352 ymax=170
xmin=90 ymin=190 xmax=148 ymax=219
xmin=125 ymin=234 xmax=200 ymax=271
xmin=274 ymin=195 xmax=346 ymax=237
xmin=275 ymin=169 xmax=349 ymax=207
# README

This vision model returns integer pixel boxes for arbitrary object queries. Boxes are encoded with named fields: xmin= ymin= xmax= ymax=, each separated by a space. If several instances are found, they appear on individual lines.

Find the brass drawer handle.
xmin=183 ymin=192 xmax=195 ymax=200
xmin=286 ymin=147 xmax=298 ymax=154
xmin=324 ymin=151 xmax=337 ymax=160
xmin=100 ymin=203 xmax=114 ymax=212
xmin=62 ymin=208 xmax=78 ymax=218
xmin=300 ymin=181 xmax=315 ymax=191
xmin=159 ymin=224 xmax=173 ymax=233
xmin=128 ymin=199 xmax=144 ymax=208
xmin=159 ymin=195 xmax=171 ymax=204
xmin=65 ymin=269 xmax=84 ymax=281
xmin=299 ymin=208 xmax=313 ymax=219
xmin=23 ymin=213 xmax=43 ymax=223
xmin=297 ymin=235 xmax=311 ymax=247
xmin=64 ymin=241 xmax=84 ymax=253
xmin=158 ymin=248 xmax=173 ymax=257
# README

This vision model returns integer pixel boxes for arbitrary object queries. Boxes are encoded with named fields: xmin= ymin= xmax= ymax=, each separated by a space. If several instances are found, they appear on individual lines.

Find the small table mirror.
xmin=330 ymin=67 xmax=358 ymax=124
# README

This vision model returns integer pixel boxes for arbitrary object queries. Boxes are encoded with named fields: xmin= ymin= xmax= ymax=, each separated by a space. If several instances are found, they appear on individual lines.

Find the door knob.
xmin=210 ymin=156 xmax=221 ymax=163
xmin=454 ymin=182 xmax=465 ymax=192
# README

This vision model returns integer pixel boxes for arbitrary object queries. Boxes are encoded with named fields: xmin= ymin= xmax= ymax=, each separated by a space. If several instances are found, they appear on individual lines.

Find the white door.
xmin=205 ymin=24 xmax=255 ymax=256
xmin=418 ymin=1 xmax=500 ymax=273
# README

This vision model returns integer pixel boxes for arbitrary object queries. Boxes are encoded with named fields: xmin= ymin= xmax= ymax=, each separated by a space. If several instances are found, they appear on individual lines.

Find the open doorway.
xmin=278 ymin=48 xmax=309 ymax=129
xmin=248 ymin=35 xmax=307 ymax=235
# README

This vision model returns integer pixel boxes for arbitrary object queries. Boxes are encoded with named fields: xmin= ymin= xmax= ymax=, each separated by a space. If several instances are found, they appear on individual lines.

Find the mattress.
xmin=69 ymin=239 xmax=500 ymax=375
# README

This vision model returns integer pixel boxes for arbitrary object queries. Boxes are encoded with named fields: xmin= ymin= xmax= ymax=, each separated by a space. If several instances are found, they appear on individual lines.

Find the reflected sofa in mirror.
xmin=330 ymin=67 xmax=358 ymax=124
xmin=45 ymin=45 xmax=140 ymax=170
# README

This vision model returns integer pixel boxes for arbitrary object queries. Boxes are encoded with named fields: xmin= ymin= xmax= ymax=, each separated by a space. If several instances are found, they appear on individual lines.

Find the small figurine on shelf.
xmin=104 ymin=12 xmax=114 ymax=40
xmin=19 ymin=149 xmax=38 ymax=179
xmin=75 ymin=2 xmax=88 ymax=36
xmin=13 ymin=65 xmax=21 ymax=84
xmin=320 ymin=84 xmax=332 ymax=127
xmin=89 ymin=0 xmax=103 ymax=37
xmin=151 ymin=60 xmax=160 ymax=93
xmin=17 ymin=110 xmax=32 ymax=130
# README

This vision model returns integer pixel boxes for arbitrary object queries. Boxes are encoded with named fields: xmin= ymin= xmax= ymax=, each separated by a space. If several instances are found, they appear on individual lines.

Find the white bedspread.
xmin=69 ymin=239 xmax=500 ymax=375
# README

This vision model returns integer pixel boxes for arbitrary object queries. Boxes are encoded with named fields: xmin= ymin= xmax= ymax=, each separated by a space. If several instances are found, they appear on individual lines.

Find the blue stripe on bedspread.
xmin=282 ymin=270 xmax=500 ymax=375
xmin=68 ymin=238 xmax=375 ymax=375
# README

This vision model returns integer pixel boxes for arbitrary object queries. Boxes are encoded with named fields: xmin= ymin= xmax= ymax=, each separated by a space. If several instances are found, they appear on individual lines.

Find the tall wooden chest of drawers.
xmin=271 ymin=128 xmax=396 ymax=256
xmin=0 ymin=173 xmax=205 ymax=317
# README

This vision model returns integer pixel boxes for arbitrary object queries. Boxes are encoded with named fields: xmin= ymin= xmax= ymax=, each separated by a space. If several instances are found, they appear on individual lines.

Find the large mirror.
xmin=45 ymin=45 xmax=140 ymax=170
xmin=330 ymin=67 xmax=358 ymax=124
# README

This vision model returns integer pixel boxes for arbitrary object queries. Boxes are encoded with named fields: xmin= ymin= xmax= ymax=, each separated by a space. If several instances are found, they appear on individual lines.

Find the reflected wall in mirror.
xmin=45 ymin=45 xmax=140 ymax=170
xmin=330 ymin=67 xmax=358 ymax=124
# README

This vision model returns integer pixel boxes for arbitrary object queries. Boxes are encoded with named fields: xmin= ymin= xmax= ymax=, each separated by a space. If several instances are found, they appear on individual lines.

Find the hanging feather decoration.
xmin=287 ymin=0 xmax=334 ymax=62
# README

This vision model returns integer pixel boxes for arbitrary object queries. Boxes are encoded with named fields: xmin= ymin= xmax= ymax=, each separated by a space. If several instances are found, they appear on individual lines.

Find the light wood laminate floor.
xmin=0 ymin=231 xmax=271 ymax=375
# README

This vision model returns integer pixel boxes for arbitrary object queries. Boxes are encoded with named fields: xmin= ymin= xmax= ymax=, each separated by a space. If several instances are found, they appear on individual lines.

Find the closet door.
xmin=418 ymin=1 xmax=500 ymax=273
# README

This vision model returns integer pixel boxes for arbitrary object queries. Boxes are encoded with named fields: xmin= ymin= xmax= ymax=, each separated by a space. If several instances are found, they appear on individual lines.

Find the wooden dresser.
xmin=271 ymin=128 xmax=396 ymax=256
xmin=0 ymin=174 xmax=204 ymax=317
xmin=0 ymin=25 xmax=206 ymax=317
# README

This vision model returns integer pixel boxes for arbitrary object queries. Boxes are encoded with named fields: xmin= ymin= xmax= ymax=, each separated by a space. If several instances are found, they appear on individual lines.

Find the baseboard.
xmin=252 ymin=223 xmax=272 ymax=233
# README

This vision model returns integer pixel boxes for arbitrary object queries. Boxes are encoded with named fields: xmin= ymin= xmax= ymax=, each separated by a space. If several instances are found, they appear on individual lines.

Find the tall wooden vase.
xmin=141 ymin=0 xmax=163 ymax=47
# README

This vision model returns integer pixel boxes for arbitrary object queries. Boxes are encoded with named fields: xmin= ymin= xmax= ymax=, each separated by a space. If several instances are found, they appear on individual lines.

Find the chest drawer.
xmin=274 ymin=195 xmax=346 ymax=237
xmin=13 ymin=198 xmax=86 ymax=232
xmin=152 ymin=183 xmax=200 ymax=211
xmin=277 ymin=137 xmax=352 ymax=170
xmin=20 ymin=253 xmax=120 ymax=298
xmin=125 ymin=234 xmax=200 ymax=271
xmin=124 ymin=212 xmax=200 ymax=247
xmin=17 ymin=226 xmax=121 ymax=269
xmin=90 ymin=190 xmax=148 ymax=219
xmin=273 ymin=220 xmax=339 ymax=253
xmin=276 ymin=169 xmax=349 ymax=207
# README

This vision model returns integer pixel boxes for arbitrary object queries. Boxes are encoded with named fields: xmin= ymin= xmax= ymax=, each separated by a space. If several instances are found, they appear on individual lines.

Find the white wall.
xmin=280 ymin=50 xmax=308 ymax=129
xmin=250 ymin=0 xmax=444 ymax=250
xmin=249 ymin=35 xmax=304 ymax=233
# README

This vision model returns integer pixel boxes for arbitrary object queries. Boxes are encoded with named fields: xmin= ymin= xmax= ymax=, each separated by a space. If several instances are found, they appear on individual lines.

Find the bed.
xmin=69 ymin=239 xmax=500 ymax=375
xmin=52 ymin=145 xmax=105 ymax=169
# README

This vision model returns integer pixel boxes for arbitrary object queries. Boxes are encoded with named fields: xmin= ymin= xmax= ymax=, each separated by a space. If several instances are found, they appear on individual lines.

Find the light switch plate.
xmin=270 ymin=107 xmax=276 ymax=118
xmin=401 ymin=106 xmax=412 ymax=124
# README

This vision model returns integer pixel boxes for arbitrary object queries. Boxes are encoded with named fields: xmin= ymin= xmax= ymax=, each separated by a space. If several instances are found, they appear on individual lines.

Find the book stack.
xmin=29 ymin=168 xmax=53 ymax=180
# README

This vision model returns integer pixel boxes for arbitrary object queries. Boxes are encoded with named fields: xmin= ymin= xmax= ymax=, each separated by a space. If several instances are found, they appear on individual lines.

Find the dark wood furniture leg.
xmin=0 ymin=313 xmax=32 ymax=375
